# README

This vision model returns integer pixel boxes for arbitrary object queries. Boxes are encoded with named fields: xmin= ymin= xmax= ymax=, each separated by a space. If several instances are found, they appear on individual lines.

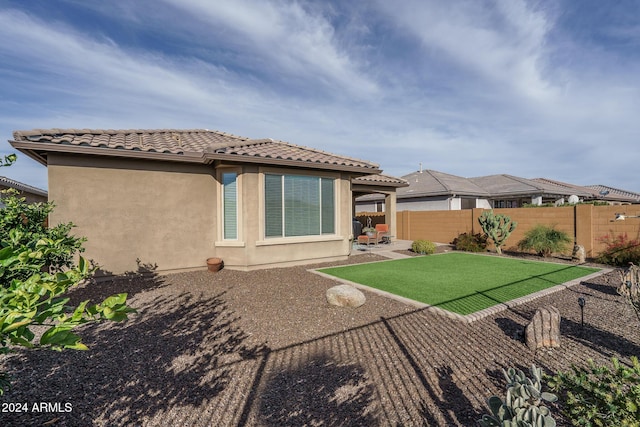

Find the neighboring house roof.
xmin=0 ymin=175 xmax=47 ymax=198
xmin=402 ymin=169 xmax=489 ymax=197
xmin=358 ymin=169 xmax=488 ymax=201
xmin=469 ymin=174 xmax=594 ymax=198
xmin=352 ymin=174 xmax=409 ymax=187
xmin=10 ymin=129 xmax=381 ymax=174
xmin=531 ymin=177 xmax=601 ymax=198
xmin=357 ymin=169 xmax=639 ymax=204
xmin=585 ymin=184 xmax=640 ymax=203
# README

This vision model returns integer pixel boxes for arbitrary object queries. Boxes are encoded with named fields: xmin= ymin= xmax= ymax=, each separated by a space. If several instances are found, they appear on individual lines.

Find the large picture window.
xmin=265 ymin=174 xmax=335 ymax=238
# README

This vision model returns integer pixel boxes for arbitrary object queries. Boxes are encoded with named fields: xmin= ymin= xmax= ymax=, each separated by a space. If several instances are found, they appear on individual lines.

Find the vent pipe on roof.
xmin=419 ymin=162 xmax=423 ymax=173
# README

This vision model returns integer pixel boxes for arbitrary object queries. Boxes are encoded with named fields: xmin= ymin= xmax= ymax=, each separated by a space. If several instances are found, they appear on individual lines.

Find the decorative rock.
xmin=525 ymin=306 xmax=561 ymax=351
xmin=572 ymin=244 xmax=586 ymax=263
xmin=326 ymin=285 xmax=366 ymax=308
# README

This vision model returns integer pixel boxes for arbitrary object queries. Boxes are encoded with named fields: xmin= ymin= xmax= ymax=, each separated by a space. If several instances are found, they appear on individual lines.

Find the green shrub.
xmin=0 ymin=187 xmax=135 ymax=395
xmin=479 ymin=364 xmax=557 ymax=427
xmin=517 ymin=224 xmax=573 ymax=257
xmin=451 ymin=232 xmax=488 ymax=252
xmin=596 ymin=233 xmax=640 ymax=266
xmin=548 ymin=357 xmax=640 ymax=427
xmin=411 ymin=240 xmax=436 ymax=255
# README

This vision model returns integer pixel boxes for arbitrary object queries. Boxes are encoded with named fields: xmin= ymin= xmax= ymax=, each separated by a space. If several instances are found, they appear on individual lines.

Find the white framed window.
xmin=264 ymin=173 xmax=335 ymax=238
xmin=222 ymin=171 xmax=238 ymax=240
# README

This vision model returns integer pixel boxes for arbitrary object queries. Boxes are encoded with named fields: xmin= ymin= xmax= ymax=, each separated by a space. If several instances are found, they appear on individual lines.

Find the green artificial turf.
xmin=318 ymin=252 xmax=600 ymax=315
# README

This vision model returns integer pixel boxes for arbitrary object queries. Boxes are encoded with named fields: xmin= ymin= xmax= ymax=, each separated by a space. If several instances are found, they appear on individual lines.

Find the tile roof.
xmin=468 ymin=174 xmax=592 ymax=197
xmin=10 ymin=129 xmax=380 ymax=173
xmin=531 ymin=178 xmax=601 ymax=198
xmin=0 ymin=175 xmax=47 ymax=197
xmin=352 ymin=174 xmax=409 ymax=187
xmin=400 ymin=170 xmax=489 ymax=198
xmin=586 ymin=184 xmax=640 ymax=202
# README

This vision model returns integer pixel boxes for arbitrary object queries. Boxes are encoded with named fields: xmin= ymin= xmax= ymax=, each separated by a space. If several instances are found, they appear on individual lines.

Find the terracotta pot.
xmin=206 ymin=257 xmax=224 ymax=273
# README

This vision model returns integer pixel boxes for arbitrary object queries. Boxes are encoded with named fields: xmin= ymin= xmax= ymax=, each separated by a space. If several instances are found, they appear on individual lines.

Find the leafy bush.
xmin=478 ymin=210 xmax=517 ymax=255
xmin=517 ymin=224 xmax=573 ymax=257
xmin=0 ymin=183 xmax=135 ymax=395
xmin=548 ymin=357 xmax=640 ymax=427
xmin=0 ymin=189 xmax=85 ymax=282
xmin=596 ymin=233 xmax=640 ymax=266
xmin=479 ymin=364 xmax=557 ymax=427
xmin=451 ymin=232 xmax=488 ymax=252
xmin=411 ymin=240 xmax=436 ymax=255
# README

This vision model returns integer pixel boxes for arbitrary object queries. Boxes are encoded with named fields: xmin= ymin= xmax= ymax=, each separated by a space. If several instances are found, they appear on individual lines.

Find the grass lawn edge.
xmin=311 ymin=262 xmax=612 ymax=323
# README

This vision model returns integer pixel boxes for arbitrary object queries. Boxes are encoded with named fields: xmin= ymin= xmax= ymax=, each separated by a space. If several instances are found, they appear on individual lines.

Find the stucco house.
xmin=9 ymin=128 xmax=405 ymax=274
xmin=356 ymin=169 xmax=635 ymax=212
xmin=0 ymin=175 xmax=48 ymax=204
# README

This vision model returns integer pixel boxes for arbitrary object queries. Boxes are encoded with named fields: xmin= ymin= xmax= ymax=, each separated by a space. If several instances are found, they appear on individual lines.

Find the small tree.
xmin=0 ymin=157 xmax=135 ymax=395
xmin=478 ymin=210 xmax=517 ymax=255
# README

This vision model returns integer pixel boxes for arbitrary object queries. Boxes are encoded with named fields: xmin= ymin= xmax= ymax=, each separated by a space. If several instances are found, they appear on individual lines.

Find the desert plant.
xmin=478 ymin=211 xmax=517 ymax=255
xmin=548 ymin=357 xmax=640 ymax=427
xmin=517 ymin=224 xmax=572 ymax=257
xmin=411 ymin=240 xmax=436 ymax=255
xmin=451 ymin=232 xmax=488 ymax=252
xmin=479 ymin=364 xmax=557 ymax=427
xmin=596 ymin=233 xmax=640 ymax=266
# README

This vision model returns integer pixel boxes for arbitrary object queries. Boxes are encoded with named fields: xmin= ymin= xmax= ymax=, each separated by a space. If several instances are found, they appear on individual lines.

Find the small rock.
xmin=326 ymin=285 xmax=366 ymax=308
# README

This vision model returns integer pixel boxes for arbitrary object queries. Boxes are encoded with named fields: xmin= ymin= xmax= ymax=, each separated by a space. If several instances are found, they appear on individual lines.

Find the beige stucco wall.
xmin=48 ymin=154 xmax=217 ymax=275
xmin=48 ymin=154 xmax=354 ymax=274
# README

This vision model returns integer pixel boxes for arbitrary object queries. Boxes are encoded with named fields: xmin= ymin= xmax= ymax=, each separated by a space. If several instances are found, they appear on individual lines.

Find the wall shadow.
xmin=68 ymin=258 xmax=166 ymax=305
xmin=257 ymin=353 xmax=376 ymax=427
xmin=428 ymin=264 xmax=597 ymax=315
xmin=562 ymin=317 xmax=640 ymax=359
xmin=1 ymin=289 xmax=269 ymax=426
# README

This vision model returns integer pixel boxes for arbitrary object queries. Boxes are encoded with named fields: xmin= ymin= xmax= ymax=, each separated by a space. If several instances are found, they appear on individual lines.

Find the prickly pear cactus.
xmin=478 ymin=210 xmax=517 ymax=255
xmin=478 ymin=364 xmax=557 ymax=427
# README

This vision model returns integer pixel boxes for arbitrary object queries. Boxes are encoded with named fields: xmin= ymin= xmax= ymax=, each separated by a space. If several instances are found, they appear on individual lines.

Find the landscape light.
xmin=578 ymin=297 xmax=586 ymax=328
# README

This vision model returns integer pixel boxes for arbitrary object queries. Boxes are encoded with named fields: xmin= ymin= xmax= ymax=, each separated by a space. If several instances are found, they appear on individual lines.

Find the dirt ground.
xmin=0 ymin=250 xmax=636 ymax=426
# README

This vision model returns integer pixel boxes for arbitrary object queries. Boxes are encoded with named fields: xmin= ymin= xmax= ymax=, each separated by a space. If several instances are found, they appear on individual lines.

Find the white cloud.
xmin=374 ymin=0 xmax=556 ymax=101
xmin=158 ymin=0 xmax=379 ymax=97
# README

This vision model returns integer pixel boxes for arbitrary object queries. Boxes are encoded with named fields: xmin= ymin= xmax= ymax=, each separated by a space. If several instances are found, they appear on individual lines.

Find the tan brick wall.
xmin=375 ymin=205 xmax=640 ymax=258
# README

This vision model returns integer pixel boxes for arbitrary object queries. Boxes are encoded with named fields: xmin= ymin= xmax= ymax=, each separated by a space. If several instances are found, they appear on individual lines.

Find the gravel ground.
xmin=1 ymin=250 xmax=636 ymax=426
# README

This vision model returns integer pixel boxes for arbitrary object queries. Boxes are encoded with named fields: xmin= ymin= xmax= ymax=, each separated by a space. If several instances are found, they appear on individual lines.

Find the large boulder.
xmin=326 ymin=285 xmax=366 ymax=308
xmin=525 ymin=306 xmax=561 ymax=351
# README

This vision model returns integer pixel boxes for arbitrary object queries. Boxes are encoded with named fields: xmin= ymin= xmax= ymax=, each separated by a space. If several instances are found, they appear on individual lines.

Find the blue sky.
xmin=1 ymin=0 xmax=639 ymax=193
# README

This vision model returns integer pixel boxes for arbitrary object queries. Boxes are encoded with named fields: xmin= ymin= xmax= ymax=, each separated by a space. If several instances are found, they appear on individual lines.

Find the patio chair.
xmin=375 ymin=223 xmax=391 ymax=244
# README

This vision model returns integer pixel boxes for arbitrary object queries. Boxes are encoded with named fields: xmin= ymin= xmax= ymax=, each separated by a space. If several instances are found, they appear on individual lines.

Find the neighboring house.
xmin=356 ymin=169 xmax=637 ymax=212
xmin=0 ymin=175 xmax=48 ymax=204
xmin=468 ymin=174 xmax=595 ymax=208
xmin=357 ymin=169 xmax=491 ymax=212
xmin=9 ymin=129 xmax=405 ymax=274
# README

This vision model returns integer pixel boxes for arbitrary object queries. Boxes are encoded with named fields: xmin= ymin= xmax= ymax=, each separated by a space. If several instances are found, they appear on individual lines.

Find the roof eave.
xmin=203 ymin=152 xmax=381 ymax=174
xmin=10 ymin=140 xmax=209 ymax=166
xmin=10 ymin=141 xmax=381 ymax=174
